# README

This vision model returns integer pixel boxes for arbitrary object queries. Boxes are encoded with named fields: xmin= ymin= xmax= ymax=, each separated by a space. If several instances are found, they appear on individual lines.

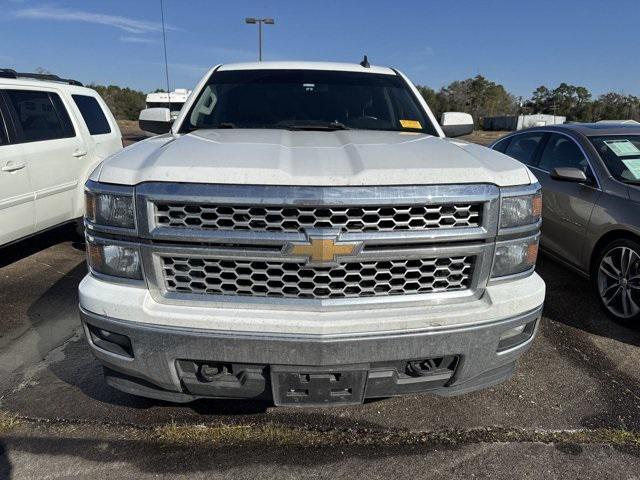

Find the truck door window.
xmin=5 ymin=89 xmax=75 ymax=143
xmin=72 ymin=94 xmax=111 ymax=135
xmin=504 ymin=133 xmax=544 ymax=166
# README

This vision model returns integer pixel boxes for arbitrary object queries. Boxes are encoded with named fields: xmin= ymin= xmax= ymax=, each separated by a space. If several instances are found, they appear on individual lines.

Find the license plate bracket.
xmin=271 ymin=366 xmax=367 ymax=407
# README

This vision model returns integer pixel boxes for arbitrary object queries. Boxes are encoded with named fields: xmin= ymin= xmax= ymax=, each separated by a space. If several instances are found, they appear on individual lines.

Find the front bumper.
xmin=80 ymin=300 xmax=543 ymax=405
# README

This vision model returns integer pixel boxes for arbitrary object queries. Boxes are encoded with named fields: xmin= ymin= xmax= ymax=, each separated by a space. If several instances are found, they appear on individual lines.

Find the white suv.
xmin=0 ymin=70 xmax=122 ymax=246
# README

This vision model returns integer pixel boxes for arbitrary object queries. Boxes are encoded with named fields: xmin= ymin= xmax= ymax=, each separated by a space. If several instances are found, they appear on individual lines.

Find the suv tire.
xmin=74 ymin=219 xmax=85 ymax=240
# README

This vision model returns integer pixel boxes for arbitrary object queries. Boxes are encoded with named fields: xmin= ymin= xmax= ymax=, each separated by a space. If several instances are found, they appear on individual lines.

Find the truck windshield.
xmin=181 ymin=69 xmax=437 ymax=135
xmin=590 ymin=135 xmax=640 ymax=184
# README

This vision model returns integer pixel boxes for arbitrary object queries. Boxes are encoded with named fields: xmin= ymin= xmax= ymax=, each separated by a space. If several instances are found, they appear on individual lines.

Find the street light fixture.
xmin=245 ymin=17 xmax=275 ymax=61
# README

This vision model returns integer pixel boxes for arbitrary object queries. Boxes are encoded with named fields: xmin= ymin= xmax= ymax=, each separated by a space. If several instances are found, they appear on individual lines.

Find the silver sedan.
xmin=491 ymin=123 xmax=640 ymax=327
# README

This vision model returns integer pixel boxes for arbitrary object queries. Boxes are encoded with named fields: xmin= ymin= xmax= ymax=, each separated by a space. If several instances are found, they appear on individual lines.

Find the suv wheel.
xmin=594 ymin=239 xmax=640 ymax=327
xmin=74 ymin=219 xmax=85 ymax=240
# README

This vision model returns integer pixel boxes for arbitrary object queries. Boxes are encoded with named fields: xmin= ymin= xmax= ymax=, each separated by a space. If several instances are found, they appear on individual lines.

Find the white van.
xmin=0 ymin=70 xmax=122 ymax=246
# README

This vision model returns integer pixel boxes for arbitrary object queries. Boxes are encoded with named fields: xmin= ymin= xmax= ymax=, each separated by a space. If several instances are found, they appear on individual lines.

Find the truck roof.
xmin=217 ymin=61 xmax=396 ymax=75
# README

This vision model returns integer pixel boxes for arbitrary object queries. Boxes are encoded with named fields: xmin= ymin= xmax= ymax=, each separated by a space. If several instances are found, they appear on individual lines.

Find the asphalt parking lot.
xmin=1 ymin=229 xmax=639 ymax=479
xmin=0 ymin=132 xmax=639 ymax=479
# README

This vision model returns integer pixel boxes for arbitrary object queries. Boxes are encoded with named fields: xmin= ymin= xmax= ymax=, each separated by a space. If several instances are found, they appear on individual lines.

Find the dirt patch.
xmin=117 ymin=120 xmax=147 ymax=146
xmin=459 ymin=130 xmax=510 ymax=146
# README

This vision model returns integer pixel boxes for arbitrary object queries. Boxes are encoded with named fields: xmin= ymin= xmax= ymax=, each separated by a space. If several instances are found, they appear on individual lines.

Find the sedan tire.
xmin=594 ymin=238 xmax=640 ymax=328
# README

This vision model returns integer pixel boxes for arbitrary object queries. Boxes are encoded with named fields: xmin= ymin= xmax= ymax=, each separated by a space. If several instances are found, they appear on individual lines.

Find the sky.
xmin=1 ymin=0 xmax=639 ymax=98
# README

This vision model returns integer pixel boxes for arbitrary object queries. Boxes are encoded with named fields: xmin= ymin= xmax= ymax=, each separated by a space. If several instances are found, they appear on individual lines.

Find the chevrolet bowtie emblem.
xmin=285 ymin=236 xmax=362 ymax=265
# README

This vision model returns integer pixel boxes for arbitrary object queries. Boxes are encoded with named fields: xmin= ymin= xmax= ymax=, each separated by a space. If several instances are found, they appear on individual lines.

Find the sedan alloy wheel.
xmin=597 ymin=245 xmax=640 ymax=321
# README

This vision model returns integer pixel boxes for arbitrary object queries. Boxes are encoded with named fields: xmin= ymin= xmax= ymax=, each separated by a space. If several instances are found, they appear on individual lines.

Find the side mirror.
xmin=550 ymin=167 xmax=588 ymax=183
xmin=139 ymin=108 xmax=173 ymax=134
xmin=440 ymin=112 xmax=474 ymax=138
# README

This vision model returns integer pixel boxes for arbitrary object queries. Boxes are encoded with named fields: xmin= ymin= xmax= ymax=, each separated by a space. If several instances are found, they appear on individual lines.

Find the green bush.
xmin=88 ymin=84 xmax=146 ymax=121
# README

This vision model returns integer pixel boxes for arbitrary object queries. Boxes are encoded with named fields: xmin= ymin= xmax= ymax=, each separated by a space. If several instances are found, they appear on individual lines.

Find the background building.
xmin=483 ymin=114 xmax=566 ymax=131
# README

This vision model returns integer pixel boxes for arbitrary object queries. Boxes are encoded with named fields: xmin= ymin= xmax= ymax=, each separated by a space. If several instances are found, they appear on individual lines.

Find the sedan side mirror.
xmin=550 ymin=167 xmax=588 ymax=183
xmin=139 ymin=108 xmax=173 ymax=134
xmin=440 ymin=112 xmax=474 ymax=138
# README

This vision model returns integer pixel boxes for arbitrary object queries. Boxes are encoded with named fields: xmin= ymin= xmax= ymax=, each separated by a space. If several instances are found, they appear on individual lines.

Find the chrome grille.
xmin=154 ymin=203 xmax=482 ymax=233
xmin=161 ymin=256 xmax=474 ymax=299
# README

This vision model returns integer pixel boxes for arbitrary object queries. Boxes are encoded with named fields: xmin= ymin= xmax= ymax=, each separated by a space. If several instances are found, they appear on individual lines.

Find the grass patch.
xmin=153 ymin=421 xmax=327 ymax=447
xmin=533 ymin=428 xmax=640 ymax=446
xmin=0 ymin=411 xmax=21 ymax=433
xmin=1 ymin=412 xmax=638 ymax=450
xmin=151 ymin=422 xmax=640 ymax=449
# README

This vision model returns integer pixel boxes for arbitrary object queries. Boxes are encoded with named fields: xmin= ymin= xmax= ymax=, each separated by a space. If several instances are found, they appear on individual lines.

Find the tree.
xmin=526 ymin=83 xmax=593 ymax=121
xmin=593 ymin=93 xmax=640 ymax=122
xmin=530 ymin=86 xmax=551 ymax=113
xmin=89 ymin=84 xmax=146 ymax=120
xmin=422 ymin=75 xmax=517 ymax=126
xmin=416 ymin=85 xmax=440 ymax=119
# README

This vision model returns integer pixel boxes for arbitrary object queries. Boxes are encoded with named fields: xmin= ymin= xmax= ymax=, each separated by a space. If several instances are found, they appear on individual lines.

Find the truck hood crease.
xmin=97 ymin=129 xmax=530 ymax=187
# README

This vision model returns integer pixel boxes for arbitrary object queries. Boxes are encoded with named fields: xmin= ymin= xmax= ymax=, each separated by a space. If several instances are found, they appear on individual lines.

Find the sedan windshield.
xmin=590 ymin=135 xmax=640 ymax=183
xmin=181 ymin=69 xmax=437 ymax=135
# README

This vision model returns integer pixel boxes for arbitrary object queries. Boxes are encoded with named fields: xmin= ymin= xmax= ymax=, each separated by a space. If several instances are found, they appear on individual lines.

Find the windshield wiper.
xmin=621 ymin=179 xmax=640 ymax=185
xmin=285 ymin=122 xmax=350 ymax=131
xmin=183 ymin=122 xmax=237 ymax=133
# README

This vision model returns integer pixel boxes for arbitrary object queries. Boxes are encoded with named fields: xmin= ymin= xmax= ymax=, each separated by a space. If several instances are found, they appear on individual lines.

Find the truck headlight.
xmin=500 ymin=192 xmax=542 ymax=229
xmin=85 ymin=188 xmax=135 ymax=229
xmin=87 ymin=239 xmax=142 ymax=280
xmin=492 ymin=235 xmax=539 ymax=278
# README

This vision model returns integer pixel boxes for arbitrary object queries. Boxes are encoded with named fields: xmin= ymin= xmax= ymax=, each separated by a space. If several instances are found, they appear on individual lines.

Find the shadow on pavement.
xmin=0 ymin=433 xmax=461 ymax=477
xmin=0 ymin=441 xmax=12 ymax=480
xmin=536 ymin=255 xmax=640 ymax=348
xmin=22 ymin=260 xmax=87 ymax=365
xmin=535 ymin=255 xmax=640 ymax=431
xmin=0 ymin=224 xmax=84 ymax=269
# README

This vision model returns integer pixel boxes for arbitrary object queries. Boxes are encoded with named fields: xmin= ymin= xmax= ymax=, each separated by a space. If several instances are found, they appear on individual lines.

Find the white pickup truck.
xmin=80 ymin=61 xmax=545 ymax=406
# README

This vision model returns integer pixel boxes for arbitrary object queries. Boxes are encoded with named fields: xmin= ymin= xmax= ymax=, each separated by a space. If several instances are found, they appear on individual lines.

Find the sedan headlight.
xmin=85 ymin=189 xmax=135 ymax=229
xmin=492 ymin=235 xmax=539 ymax=278
xmin=500 ymin=192 xmax=542 ymax=229
xmin=87 ymin=238 xmax=142 ymax=280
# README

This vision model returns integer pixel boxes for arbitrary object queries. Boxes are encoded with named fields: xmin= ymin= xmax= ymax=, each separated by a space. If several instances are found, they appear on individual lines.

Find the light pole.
xmin=245 ymin=17 xmax=274 ymax=61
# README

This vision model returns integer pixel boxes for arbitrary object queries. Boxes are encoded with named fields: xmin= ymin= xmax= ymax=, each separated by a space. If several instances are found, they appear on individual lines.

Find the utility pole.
xmin=245 ymin=18 xmax=275 ymax=61
xmin=160 ymin=0 xmax=171 ymax=104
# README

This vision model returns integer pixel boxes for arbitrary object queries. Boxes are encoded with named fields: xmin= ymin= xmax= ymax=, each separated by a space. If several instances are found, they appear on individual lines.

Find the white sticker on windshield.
xmin=622 ymin=159 xmax=640 ymax=180
xmin=604 ymin=139 xmax=640 ymax=157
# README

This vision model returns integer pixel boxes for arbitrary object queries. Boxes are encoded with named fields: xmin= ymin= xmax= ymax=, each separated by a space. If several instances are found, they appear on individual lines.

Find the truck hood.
xmin=96 ymin=129 xmax=531 ymax=187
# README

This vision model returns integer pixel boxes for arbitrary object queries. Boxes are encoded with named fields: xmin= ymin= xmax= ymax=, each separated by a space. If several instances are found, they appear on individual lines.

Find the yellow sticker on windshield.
xmin=400 ymin=119 xmax=422 ymax=129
